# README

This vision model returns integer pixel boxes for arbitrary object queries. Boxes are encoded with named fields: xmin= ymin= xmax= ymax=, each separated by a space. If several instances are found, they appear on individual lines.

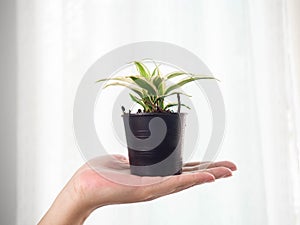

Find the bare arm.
xmin=38 ymin=155 xmax=237 ymax=225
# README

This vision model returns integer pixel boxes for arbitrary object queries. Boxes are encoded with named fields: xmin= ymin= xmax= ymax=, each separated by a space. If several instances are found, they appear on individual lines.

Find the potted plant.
xmin=97 ymin=60 xmax=216 ymax=176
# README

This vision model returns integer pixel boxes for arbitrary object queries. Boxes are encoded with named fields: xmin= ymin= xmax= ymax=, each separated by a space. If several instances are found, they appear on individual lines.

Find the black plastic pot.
xmin=122 ymin=112 xmax=186 ymax=176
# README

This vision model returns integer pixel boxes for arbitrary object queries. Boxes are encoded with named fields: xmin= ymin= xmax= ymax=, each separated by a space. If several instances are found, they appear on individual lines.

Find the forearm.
xmin=38 ymin=184 xmax=93 ymax=225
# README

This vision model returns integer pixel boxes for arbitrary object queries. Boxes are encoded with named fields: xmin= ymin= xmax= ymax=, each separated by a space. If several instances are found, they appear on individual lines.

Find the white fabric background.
xmin=16 ymin=0 xmax=300 ymax=224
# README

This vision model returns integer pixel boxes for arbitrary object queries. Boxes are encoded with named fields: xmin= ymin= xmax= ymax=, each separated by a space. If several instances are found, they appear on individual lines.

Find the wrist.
xmin=38 ymin=183 xmax=93 ymax=225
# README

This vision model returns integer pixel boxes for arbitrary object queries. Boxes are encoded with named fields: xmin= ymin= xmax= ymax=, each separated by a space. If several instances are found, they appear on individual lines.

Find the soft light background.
xmin=13 ymin=0 xmax=300 ymax=224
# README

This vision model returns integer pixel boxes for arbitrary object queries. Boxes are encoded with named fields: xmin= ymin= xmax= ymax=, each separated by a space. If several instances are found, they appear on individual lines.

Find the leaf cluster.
xmin=96 ymin=60 xmax=216 ymax=113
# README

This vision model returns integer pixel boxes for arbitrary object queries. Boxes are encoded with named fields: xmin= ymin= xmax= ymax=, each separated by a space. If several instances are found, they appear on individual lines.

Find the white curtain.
xmin=17 ymin=0 xmax=300 ymax=224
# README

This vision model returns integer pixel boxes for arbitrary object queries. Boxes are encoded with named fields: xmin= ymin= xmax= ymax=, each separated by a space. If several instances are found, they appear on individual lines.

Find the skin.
xmin=38 ymin=155 xmax=237 ymax=225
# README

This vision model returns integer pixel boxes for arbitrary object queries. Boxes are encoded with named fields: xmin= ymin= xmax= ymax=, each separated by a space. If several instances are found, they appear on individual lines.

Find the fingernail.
xmin=205 ymin=177 xmax=215 ymax=183
xmin=222 ymin=173 xmax=232 ymax=178
xmin=231 ymin=166 xmax=237 ymax=171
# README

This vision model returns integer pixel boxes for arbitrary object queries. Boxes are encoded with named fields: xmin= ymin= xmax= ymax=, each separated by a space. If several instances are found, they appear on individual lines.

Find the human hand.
xmin=38 ymin=155 xmax=237 ymax=225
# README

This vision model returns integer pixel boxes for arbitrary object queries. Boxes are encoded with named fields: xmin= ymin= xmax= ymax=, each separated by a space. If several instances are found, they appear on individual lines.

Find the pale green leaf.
xmin=165 ymin=71 xmax=189 ymax=80
xmin=134 ymin=61 xmax=151 ymax=79
xmin=96 ymin=77 xmax=133 ymax=83
xmin=164 ymin=103 xmax=191 ymax=110
xmin=129 ymin=76 xmax=157 ymax=96
xmin=104 ymin=82 xmax=143 ymax=98
xmin=156 ymin=91 xmax=191 ymax=99
xmin=153 ymin=76 xmax=163 ymax=90
xmin=165 ymin=76 xmax=215 ymax=94
xmin=129 ymin=93 xmax=146 ymax=110
xmin=151 ymin=62 xmax=161 ymax=77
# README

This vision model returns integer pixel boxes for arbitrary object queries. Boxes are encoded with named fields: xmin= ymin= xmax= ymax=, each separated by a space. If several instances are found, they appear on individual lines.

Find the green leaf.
xmin=165 ymin=76 xmax=215 ymax=94
xmin=151 ymin=67 xmax=158 ymax=77
xmin=134 ymin=61 xmax=151 ymax=79
xmin=165 ymin=71 xmax=189 ymax=80
xmin=129 ymin=76 xmax=157 ymax=96
xmin=153 ymin=76 xmax=163 ymax=90
xmin=164 ymin=103 xmax=191 ymax=110
xmin=129 ymin=93 xmax=146 ymax=110
xmin=153 ymin=92 xmax=191 ymax=104
xmin=96 ymin=77 xmax=133 ymax=83
xmin=158 ymin=82 xmax=165 ymax=95
xmin=156 ymin=91 xmax=191 ymax=99
xmin=141 ymin=96 xmax=155 ymax=111
xmin=104 ymin=82 xmax=143 ymax=98
xmin=141 ymin=89 xmax=148 ymax=97
xmin=151 ymin=62 xmax=161 ymax=77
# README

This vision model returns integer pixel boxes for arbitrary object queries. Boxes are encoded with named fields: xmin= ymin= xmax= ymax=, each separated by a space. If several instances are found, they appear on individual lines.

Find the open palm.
xmin=38 ymin=154 xmax=237 ymax=225
xmin=70 ymin=155 xmax=237 ymax=208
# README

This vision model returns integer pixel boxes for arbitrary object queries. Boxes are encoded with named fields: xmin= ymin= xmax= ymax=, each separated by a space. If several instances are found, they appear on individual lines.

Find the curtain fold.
xmin=16 ymin=0 xmax=300 ymax=224
xmin=247 ymin=0 xmax=300 ymax=224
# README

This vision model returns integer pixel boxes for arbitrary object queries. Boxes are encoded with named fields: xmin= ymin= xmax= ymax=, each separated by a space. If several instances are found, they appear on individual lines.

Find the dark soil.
xmin=136 ymin=108 xmax=174 ymax=114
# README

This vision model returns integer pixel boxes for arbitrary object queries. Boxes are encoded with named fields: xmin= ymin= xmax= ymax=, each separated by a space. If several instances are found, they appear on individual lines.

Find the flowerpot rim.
xmin=121 ymin=112 xmax=187 ymax=117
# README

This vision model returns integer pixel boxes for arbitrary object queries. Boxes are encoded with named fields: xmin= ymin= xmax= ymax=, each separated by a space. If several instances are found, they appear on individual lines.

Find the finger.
xmin=199 ymin=166 xmax=232 ymax=179
xmin=112 ymin=154 xmax=129 ymax=163
xmin=183 ymin=161 xmax=237 ymax=172
xmin=88 ymin=155 xmax=130 ymax=171
xmin=141 ymin=172 xmax=215 ymax=200
xmin=183 ymin=161 xmax=210 ymax=167
xmin=116 ymin=163 xmax=130 ymax=169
